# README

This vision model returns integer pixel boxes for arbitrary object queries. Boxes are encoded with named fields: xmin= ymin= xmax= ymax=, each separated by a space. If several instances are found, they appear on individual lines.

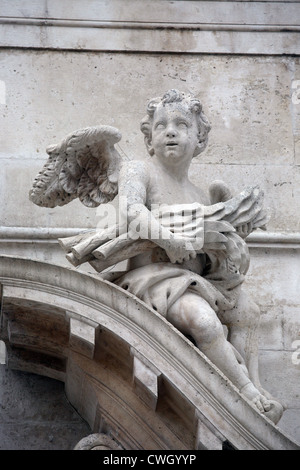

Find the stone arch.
xmin=0 ymin=255 xmax=298 ymax=450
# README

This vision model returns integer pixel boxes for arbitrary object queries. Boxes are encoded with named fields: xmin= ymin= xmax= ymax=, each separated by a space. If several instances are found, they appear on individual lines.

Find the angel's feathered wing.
xmin=206 ymin=180 xmax=270 ymax=229
xmin=29 ymin=125 xmax=122 ymax=208
xmin=203 ymin=180 xmax=270 ymax=276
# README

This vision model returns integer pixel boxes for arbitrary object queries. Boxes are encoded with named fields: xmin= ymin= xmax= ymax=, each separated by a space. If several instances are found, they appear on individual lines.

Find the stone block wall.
xmin=0 ymin=367 xmax=90 ymax=450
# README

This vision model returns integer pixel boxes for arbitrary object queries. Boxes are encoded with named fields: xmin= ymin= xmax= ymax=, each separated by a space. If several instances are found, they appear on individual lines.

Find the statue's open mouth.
xmin=166 ymin=142 xmax=178 ymax=147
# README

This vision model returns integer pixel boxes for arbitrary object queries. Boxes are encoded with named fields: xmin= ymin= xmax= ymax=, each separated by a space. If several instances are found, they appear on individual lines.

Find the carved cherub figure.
xmin=29 ymin=89 xmax=283 ymax=423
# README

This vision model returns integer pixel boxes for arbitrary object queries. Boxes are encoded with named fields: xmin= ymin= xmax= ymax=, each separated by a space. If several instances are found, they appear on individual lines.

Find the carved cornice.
xmin=2 ymin=18 xmax=300 ymax=34
xmin=1 ymin=0 xmax=299 ymax=55
xmin=1 ymin=227 xmax=299 ymax=249
xmin=0 ymin=255 xmax=299 ymax=450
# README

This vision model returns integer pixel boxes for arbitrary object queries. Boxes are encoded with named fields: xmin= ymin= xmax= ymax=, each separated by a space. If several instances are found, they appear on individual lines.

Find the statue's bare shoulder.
xmin=119 ymin=159 xmax=151 ymax=206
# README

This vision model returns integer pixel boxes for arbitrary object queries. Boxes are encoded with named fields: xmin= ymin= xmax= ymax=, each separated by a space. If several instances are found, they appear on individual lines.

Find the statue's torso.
xmin=128 ymin=159 xmax=208 ymax=274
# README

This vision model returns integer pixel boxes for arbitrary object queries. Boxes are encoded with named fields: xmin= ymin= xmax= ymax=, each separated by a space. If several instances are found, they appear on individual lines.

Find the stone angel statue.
xmin=29 ymin=89 xmax=283 ymax=423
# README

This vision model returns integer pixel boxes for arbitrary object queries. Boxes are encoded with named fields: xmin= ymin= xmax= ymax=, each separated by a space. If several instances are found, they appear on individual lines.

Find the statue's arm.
xmin=118 ymin=160 xmax=174 ymax=242
xmin=118 ymin=161 xmax=197 ymax=264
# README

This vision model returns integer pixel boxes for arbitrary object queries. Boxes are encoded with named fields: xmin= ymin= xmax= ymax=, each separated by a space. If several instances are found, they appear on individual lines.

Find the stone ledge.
xmin=1 ymin=0 xmax=300 ymax=55
xmin=1 ymin=22 xmax=299 ymax=55
xmin=1 ymin=1 xmax=298 ymax=26
xmin=1 ymin=227 xmax=299 ymax=249
xmin=2 ymin=18 xmax=300 ymax=33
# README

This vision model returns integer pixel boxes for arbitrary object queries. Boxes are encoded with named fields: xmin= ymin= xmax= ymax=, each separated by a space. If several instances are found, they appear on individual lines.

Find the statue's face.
xmin=150 ymin=102 xmax=199 ymax=165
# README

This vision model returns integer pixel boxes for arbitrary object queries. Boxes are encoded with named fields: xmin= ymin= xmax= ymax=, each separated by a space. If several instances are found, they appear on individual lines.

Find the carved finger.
xmin=261 ymin=397 xmax=271 ymax=412
xmin=253 ymin=397 xmax=264 ymax=413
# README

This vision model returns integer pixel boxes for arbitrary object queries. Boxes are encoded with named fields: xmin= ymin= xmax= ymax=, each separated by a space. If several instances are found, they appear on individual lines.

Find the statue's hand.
xmin=162 ymin=236 xmax=197 ymax=264
xmin=235 ymin=222 xmax=253 ymax=239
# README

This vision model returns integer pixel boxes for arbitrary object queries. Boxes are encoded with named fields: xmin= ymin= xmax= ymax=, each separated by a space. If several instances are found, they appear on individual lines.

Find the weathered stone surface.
xmin=1 ymin=1 xmax=299 ymax=54
xmin=0 ymin=366 xmax=90 ymax=450
xmin=259 ymin=350 xmax=300 ymax=444
xmin=1 ymin=52 xmax=299 ymax=232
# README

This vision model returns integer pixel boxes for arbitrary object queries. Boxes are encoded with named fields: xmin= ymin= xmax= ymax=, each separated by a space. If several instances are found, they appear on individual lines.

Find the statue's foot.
xmin=240 ymin=382 xmax=283 ymax=424
xmin=241 ymin=382 xmax=271 ymax=410
xmin=254 ymin=384 xmax=284 ymax=424
xmin=263 ymin=400 xmax=284 ymax=424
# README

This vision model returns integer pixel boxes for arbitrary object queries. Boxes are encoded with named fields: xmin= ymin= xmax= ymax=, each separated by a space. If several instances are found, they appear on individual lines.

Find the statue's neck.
xmin=153 ymin=156 xmax=191 ymax=183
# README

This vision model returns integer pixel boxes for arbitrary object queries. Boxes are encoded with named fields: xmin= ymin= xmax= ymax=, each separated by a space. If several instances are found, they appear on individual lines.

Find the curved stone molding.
xmin=0 ymin=255 xmax=299 ymax=450
xmin=74 ymin=433 xmax=123 ymax=450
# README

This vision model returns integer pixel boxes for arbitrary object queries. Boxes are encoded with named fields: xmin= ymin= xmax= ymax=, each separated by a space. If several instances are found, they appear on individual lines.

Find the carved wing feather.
xmin=207 ymin=182 xmax=270 ymax=229
xmin=29 ymin=125 xmax=122 ymax=208
xmin=203 ymin=182 xmax=270 ymax=267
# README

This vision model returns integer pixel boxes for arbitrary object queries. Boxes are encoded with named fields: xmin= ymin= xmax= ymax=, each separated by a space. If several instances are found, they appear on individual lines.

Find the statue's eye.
xmin=155 ymin=122 xmax=166 ymax=130
xmin=178 ymin=121 xmax=188 ymax=129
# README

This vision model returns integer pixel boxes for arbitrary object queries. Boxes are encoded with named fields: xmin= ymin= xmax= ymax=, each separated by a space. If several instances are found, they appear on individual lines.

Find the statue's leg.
xmin=166 ymin=291 xmax=271 ymax=414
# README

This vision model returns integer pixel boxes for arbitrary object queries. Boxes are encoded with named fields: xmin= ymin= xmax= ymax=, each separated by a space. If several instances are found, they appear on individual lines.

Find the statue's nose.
xmin=166 ymin=125 xmax=177 ymax=138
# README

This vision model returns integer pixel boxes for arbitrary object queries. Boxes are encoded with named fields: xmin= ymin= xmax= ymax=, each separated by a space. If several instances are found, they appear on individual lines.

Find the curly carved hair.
xmin=140 ymin=89 xmax=211 ymax=157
